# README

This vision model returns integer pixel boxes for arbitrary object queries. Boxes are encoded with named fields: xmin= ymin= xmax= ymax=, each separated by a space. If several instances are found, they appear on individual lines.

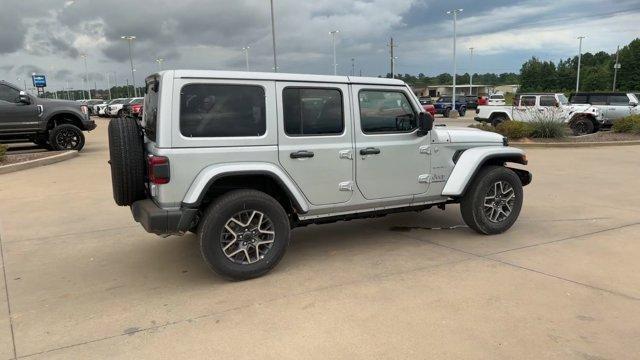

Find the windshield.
xmin=557 ymin=94 xmax=568 ymax=105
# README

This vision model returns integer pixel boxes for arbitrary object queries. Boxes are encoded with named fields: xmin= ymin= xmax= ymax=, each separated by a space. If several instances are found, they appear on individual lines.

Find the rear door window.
xmin=571 ymin=94 xmax=588 ymax=103
xmin=282 ymin=87 xmax=343 ymax=136
xmin=590 ymin=95 xmax=608 ymax=105
xmin=180 ymin=84 xmax=266 ymax=137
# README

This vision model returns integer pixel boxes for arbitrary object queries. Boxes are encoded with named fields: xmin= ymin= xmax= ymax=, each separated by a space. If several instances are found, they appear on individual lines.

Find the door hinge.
xmin=339 ymin=150 xmax=353 ymax=160
xmin=338 ymin=181 xmax=354 ymax=191
xmin=418 ymin=174 xmax=431 ymax=183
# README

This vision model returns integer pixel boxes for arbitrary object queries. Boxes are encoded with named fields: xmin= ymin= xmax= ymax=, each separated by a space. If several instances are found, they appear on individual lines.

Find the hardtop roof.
xmin=158 ymin=70 xmax=407 ymax=86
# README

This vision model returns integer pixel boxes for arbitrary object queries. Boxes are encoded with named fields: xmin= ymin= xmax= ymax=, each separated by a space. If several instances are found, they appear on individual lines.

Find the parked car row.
xmin=88 ymin=97 xmax=143 ymax=118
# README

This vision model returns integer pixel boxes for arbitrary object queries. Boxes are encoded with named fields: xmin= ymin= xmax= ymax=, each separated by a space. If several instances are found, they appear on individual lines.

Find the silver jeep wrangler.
xmin=108 ymin=70 xmax=532 ymax=280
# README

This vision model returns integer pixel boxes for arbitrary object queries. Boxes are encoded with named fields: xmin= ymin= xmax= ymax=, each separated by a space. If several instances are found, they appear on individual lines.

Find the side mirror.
xmin=19 ymin=91 xmax=30 ymax=104
xmin=417 ymin=112 xmax=433 ymax=136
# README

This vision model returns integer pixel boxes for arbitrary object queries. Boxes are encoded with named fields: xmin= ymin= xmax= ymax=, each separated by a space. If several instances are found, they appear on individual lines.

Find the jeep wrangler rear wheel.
xmin=460 ymin=166 xmax=523 ymax=235
xmin=570 ymin=116 xmax=595 ymax=136
xmin=198 ymin=189 xmax=290 ymax=280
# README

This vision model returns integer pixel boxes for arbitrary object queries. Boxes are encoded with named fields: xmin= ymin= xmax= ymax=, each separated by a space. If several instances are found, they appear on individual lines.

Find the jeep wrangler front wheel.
xmin=198 ymin=189 xmax=290 ymax=280
xmin=460 ymin=166 xmax=523 ymax=235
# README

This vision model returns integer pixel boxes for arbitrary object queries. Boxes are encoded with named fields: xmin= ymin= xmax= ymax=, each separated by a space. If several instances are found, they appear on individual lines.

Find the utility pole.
xmin=388 ymin=37 xmax=397 ymax=78
xmin=121 ymin=35 xmax=137 ymax=97
xmin=330 ymin=30 xmax=339 ymax=75
xmin=576 ymin=36 xmax=585 ymax=92
xmin=612 ymin=45 xmax=621 ymax=91
xmin=270 ymin=0 xmax=278 ymax=72
xmin=66 ymin=80 xmax=70 ymax=100
xmin=446 ymin=8 xmax=463 ymax=117
xmin=242 ymin=47 xmax=250 ymax=71
xmin=469 ymin=47 xmax=474 ymax=95
xmin=126 ymin=78 xmax=130 ymax=97
xmin=351 ymin=58 xmax=355 ymax=76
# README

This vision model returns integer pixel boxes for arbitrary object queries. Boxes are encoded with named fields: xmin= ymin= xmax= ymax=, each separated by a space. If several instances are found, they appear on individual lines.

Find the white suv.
xmin=107 ymin=70 xmax=532 ymax=280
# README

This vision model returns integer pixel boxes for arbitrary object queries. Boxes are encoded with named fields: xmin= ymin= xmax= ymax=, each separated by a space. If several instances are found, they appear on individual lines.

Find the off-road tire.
xmin=198 ymin=189 xmax=290 ymax=280
xmin=460 ymin=166 xmax=523 ymax=235
xmin=443 ymin=108 xmax=451 ymax=118
xmin=108 ymin=117 xmax=146 ymax=206
xmin=570 ymin=116 xmax=595 ymax=136
xmin=49 ymin=124 xmax=85 ymax=151
xmin=117 ymin=109 xmax=123 ymax=118
xmin=459 ymin=107 xmax=466 ymax=117
xmin=491 ymin=114 xmax=507 ymax=127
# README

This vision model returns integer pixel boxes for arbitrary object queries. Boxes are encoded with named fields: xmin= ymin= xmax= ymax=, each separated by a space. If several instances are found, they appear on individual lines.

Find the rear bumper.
xmin=474 ymin=116 xmax=489 ymax=123
xmin=131 ymin=199 xmax=197 ymax=235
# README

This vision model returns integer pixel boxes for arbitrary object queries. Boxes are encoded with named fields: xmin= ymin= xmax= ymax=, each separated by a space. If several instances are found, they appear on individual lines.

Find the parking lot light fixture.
xmin=446 ymin=8 xmax=463 ymax=118
xmin=576 ymin=36 xmax=585 ymax=92
xmin=270 ymin=0 xmax=278 ymax=72
xmin=330 ymin=30 xmax=339 ymax=75
xmin=242 ymin=47 xmax=250 ymax=71
xmin=121 ymin=35 xmax=137 ymax=97
xmin=469 ymin=47 xmax=474 ymax=95
xmin=155 ymin=58 xmax=164 ymax=71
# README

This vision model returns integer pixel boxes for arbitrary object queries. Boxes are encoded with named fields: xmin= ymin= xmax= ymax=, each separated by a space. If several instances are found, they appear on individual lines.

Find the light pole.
xmin=242 ymin=47 xmax=250 ymax=71
xmin=269 ymin=0 xmax=278 ymax=72
xmin=469 ymin=47 xmax=474 ymax=95
xmin=105 ymin=72 xmax=112 ymax=100
xmin=155 ymin=58 xmax=164 ymax=71
xmin=576 ymin=36 xmax=585 ymax=92
xmin=81 ymin=53 xmax=91 ymax=100
xmin=330 ymin=30 xmax=339 ymax=75
xmin=351 ymin=58 xmax=355 ymax=76
xmin=612 ymin=45 xmax=620 ymax=91
xmin=446 ymin=8 xmax=463 ymax=118
xmin=121 ymin=35 xmax=137 ymax=97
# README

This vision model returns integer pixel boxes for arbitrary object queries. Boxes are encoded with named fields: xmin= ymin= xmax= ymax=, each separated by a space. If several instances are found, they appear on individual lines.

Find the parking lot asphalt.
xmin=0 ymin=117 xmax=639 ymax=359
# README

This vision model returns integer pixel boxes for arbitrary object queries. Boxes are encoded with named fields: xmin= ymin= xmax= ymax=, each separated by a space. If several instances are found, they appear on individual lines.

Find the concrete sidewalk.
xmin=0 ymin=119 xmax=638 ymax=359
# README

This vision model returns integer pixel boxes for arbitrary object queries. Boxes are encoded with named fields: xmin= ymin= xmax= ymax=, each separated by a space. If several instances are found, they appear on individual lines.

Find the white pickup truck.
xmin=474 ymin=93 xmax=603 ymax=135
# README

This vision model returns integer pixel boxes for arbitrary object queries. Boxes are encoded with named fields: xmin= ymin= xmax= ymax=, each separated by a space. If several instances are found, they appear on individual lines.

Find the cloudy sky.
xmin=1 ymin=0 xmax=639 ymax=91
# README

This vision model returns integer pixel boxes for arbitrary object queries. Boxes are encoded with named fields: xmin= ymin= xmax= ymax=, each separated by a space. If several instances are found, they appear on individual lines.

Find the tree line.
xmin=388 ymin=38 xmax=640 ymax=93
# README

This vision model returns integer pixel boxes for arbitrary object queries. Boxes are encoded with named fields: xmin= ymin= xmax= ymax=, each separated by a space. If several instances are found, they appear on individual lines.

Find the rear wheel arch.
xmin=186 ymin=172 xmax=306 ymax=218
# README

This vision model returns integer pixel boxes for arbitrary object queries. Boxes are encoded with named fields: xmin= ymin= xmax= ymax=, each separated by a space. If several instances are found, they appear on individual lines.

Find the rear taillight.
xmin=147 ymin=155 xmax=170 ymax=185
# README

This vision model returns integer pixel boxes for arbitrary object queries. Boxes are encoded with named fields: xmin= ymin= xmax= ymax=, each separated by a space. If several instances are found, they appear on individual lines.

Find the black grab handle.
xmin=359 ymin=147 xmax=381 ymax=155
xmin=290 ymin=150 xmax=315 ymax=159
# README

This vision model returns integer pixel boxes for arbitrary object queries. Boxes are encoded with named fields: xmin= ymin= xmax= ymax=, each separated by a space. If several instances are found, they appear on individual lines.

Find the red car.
xmin=419 ymin=96 xmax=436 ymax=116
xmin=477 ymin=96 xmax=488 ymax=106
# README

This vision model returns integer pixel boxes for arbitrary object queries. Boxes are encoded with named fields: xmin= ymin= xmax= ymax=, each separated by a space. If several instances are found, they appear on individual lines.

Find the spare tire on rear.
xmin=108 ymin=118 xmax=146 ymax=206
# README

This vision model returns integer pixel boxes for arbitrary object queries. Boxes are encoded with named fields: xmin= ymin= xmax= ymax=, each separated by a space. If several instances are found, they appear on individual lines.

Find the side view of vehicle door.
xmin=0 ymin=84 xmax=39 ymax=132
xmin=350 ymin=85 xmax=430 ymax=200
xmin=606 ymin=94 xmax=636 ymax=120
xmin=276 ymin=82 xmax=354 ymax=206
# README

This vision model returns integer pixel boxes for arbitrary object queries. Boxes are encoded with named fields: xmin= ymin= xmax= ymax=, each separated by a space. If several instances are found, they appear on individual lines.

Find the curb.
xmin=0 ymin=150 xmax=78 ymax=175
xmin=511 ymin=140 xmax=640 ymax=148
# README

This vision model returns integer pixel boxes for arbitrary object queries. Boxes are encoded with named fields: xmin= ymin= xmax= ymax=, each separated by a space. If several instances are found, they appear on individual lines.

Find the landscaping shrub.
xmin=528 ymin=119 xmax=566 ymax=139
xmin=612 ymin=115 xmax=640 ymax=134
xmin=495 ymin=121 xmax=532 ymax=139
xmin=468 ymin=123 xmax=499 ymax=133
xmin=0 ymin=144 xmax=7 ymax=163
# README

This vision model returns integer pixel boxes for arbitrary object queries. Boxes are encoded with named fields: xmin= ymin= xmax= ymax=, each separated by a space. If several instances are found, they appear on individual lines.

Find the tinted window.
xmin=143 ymin=78 xmax=159 ymax=141
xmin=609 ymin=95 xmax=630 ymax=105
xmin=571 ymin=94 xmax=588 ymax=104
xmin=590 ymin=95 xmax=608 ymax=105
xmin=0 ymin=84 xmax=20 ymax=103
xmin=283 ymin=88 xmax=343 ymax=136
xmin=438 ymin=97 xmax=452 ymax=102
xmin=129 ymin=98 xmax=143 ymax=104
xmin=359 ymin=90 xmax=416 ymax=133
xmin=180 ymin=84 xmax=265 ymax=137
xmin=539 ymin=96 xmax=556 ymax=106
xmin=521 ymin=96 xmax=536 ymax=106
xmin=490 ymin=95 xmax=504 ymax=100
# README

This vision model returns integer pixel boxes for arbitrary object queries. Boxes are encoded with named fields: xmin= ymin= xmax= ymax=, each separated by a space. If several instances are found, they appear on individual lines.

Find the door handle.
xmin=290 ymin=150 xmax=314 ymax=159
xmin=359 ymin=147 xmax=381 ymax=155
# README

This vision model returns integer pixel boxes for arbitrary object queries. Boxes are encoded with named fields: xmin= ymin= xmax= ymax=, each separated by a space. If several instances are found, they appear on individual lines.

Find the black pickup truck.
xmin=0 ymin=80 xmax=96 ymax=151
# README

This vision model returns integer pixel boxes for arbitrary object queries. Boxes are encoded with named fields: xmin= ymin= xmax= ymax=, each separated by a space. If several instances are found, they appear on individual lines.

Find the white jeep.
xmin=475 ymin=93 xmax=603 ymax=135
xmin=108 ymin=70 xmax=532 ymax=280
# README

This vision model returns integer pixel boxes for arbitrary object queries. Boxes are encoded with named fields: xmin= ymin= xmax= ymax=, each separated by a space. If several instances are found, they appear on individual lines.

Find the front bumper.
xmin=474 ymin=116 xmax=489 ymax=123
xmin=131 ymin=199 xmax=197 ymax=235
